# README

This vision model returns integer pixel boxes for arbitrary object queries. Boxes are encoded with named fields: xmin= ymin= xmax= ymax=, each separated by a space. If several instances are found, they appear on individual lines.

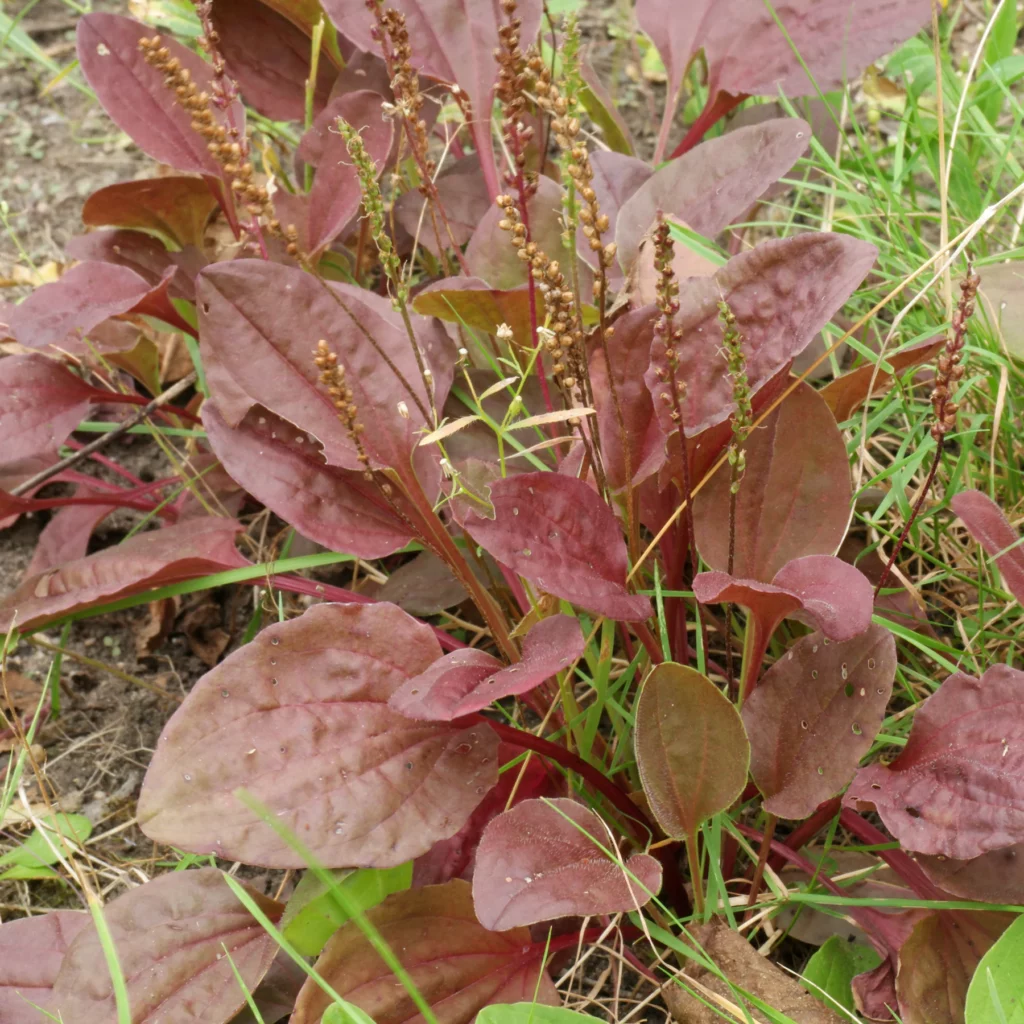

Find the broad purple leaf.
xmin=390 ymin=614 xmax=585 ymax=721
xmin=51 ymin=869 xmax=282 ymax=1024
xmin=617 ymin=119 xmax=809 ymax=274
xmin=320 ymin=0 xmax=543 ymax=200
xmin=204 ymin=403 xmax=411 ymax=558
xmin=82 ymin=175 xmax=219 ymax=249
xmin=951 ymin=489 xmax=1024 ymax=608
xmin=0 ymin=911 xmax=88 ymax=1023
xmin=845 ymin=664 xmax=1024 ymax=860
xmin=292 ymin=880 xmax=559 ymax=1024
xmin=307 ymin=91 xmax=392 ymax=255
xmin=77 ymin=13 xmax=243 ymax=179
xmin=413 ymin=278 xmax=538 ymax=345
xmin=198 ymin=259 xmax=450 ymax=484
xmin=25 ymin=490 xmax=119 ymax=578
xmin=10 ymin=262 xmax=156 ymax=355
xmin=211 ymin=0 xmax=339 ymax=121
xmin=635 ymin=662 xmax=750 ymax=839
xmin=464 ymin=473 xmax=652 ymax=621
xmin=588 ymin=305 xmax=665 ymax=490
xmin=472 ymin=798 xmax=661 ymax=930
xmin=693 ymin=382 xmax=853 ymax=582
xmin=743 ymin=625 xmax=896 ymax=819
xmin=65 ymin=229 xmax=206 ymax=303
xmin=773 ymin=554 xmax=875 ymax=639
xmin=137 ymin=603 xmax=498 ymax=867
xmin=645 ymin=233 xmax=877 ymax=437
xmin=0 ymin=517 xmax=246 ymax=633
xmin=0 ymin=355 xmax=95 ymax=463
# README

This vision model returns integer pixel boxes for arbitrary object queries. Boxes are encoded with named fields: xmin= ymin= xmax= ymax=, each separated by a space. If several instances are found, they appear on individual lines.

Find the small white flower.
xmin=496 ymin=323 xmax=514 ymax=342
xmin=397 ymin=401 xmax=410 ymax=419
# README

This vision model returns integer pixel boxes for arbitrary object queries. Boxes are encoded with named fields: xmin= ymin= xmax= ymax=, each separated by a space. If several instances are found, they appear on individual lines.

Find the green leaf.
xmin=0 ymin=813 xmax=92 ymax=869
xmin=321 ymin=1000 xmax=378 ymax=1024
xmin=282 ymin=862 xmax=412 ymax=956
xmin=966 ymin=913 xmax=1024 ymax=1024
xmin=477 ymin=1003 xmax=604 ymax=1024
xmin=802 ymin=935 xmax=881 ymax=1013
xmin=0 ymin=863 xmax=62 ymax=881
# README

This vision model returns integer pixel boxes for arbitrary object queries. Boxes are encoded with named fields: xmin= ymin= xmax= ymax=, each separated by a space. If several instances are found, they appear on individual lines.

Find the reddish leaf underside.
xmin=951 ymin=489 xmax=1024 ymax=608
xmin=634 ymin=662 xmax=750 ymax=839
xmin=51 ymin=869 xmax=282 ymax=1024
xmin=0 ymin=517 xmax=247 ymax=634
xmin=25 ymin=490 xmax=120 ymax=578
xmin=390 ymin=614 xmax=586 ymax=721
xmin=646 ymin=234 xmax=876 ymax=438
xmin=291 ymin=879 xmax=559 ymax=1024
xmin=743 ymin=625 xmax=896 ymax=820
xmin=472 ymin=798 xmax=661 ymax=930
xmin=845 ymin=664 xmax=1024 ymax=859
xmin=137 ymin=603 xmax=498 ymax=867
xmin=693 ymin=381 xmax=853 ymax=582
xmin=0 ymin=355 xmax=96 ymax=464
xmin=203 ymin=403 xmax=412 ymax=559
xmin=464 ymin=472 xmax=652 ymax=621
xmin=0 ymin=911 xmax=89 ymax=1024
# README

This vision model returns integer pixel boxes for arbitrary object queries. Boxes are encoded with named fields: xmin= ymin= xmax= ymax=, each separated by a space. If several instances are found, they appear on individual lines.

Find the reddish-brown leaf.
xmin=82 ymin=176 xmax=218 ymax=249
xmin=210 ymin=0 xmax=339 ymax=121
xmin=645 ymin=234 xmax=876 ymax=437
xmin=77 ymin=13 xmax=243 ymax=181
xmin=464 ymin=473 xmax=652 ymax=621
xmin=0 ymin=911 xmax=89 ymax=1023
xmin=52 ymin=869 xmax=282 ymax=1024
xmin=895 ymin=911 xmax=1009 ymax=1024
xmin=204 ymin=403 xmax=411 ymax=558
xmin=0 ymin=517 xmax=246 ymax=633
xmin=292 ymin=879 xmax=559 ymax=1024
xmin=376 ymin=551 xmax=468 ymax=616
xmin=693 ymin=382 xmax=853 ymax=581
xmin=951 ymin=489 xmax=1024 ymax=607
xmin=413 ymin=278 xmax=539 ymax=345
xmin=918 ymin=843 xmax=1024 ymax=906
xmin=472 ymin=798 xmax=661 ymax=930
xmin=617 ymin=119 xmax=809 ymax=273
xmin=320 ymin=0 xmax=542 ymax=200
xmin=138 ymin=603 xmax=498 ymax=867
xmin=25 ymin=490 xmax=119 ymax=578
xmin=845 ymin=664 xmax=1024 ymax=859
xmin=634 ymin=662 xmax=750 ymax=839
xmin=743 ymin=625 xmax=896 ymax=820
xmin=199 ymin=260 xmax=449 ymax=484
xmin=0 ymin=355 xmax=96 ymax=463
xmin=390 ymin=614 xmax=585 ymax=721
xmin=821 ymin=337 xmax=944 ymax=421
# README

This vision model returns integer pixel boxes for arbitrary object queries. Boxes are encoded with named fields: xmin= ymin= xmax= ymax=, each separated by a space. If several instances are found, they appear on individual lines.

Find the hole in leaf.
xmin=905 ymin=806 xmax=922 ymax=818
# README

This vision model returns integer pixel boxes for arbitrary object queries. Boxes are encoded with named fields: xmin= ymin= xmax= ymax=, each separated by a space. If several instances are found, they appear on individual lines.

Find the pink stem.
xmin=667 ymin=91 xmax=748 ymax=160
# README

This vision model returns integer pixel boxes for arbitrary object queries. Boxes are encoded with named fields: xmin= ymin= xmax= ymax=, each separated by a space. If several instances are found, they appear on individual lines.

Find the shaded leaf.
xmin=464 ymin=472 xmax=652 ymax=621
xmin=579 ymin=62 xmax=634 ymax=156
xmin=414 ymin=278 xmax=539 ymax=344
xmin=282 ymin=863 xmax=412 ymax=956
xmin=210 ymin=0 xmax=339 ymax=121
xmin=77 ymin=13 xmax=243 ymax=182
xmin=0 ymin=517 xmax=247 ymax=634
xmin=821 ymin=337 xmax=944 ymax=421
xmin=377 ymin=551 xmax=468 ymax=615
xmin=230 ymin=953 xmax=308 ymax=1024
xmin=802 ymin=935 xmax=882 ymax=1014
xmin=662 ymin=918 xmax=844 ymax=1024
xmin=918 ymin=843 xmax=1024 ymax=907
xmin=25 ymin=489 xmax=120 ymax=578
xmin=951 ymin=489 xmax=1024 ymax=607
xmin=965 ymin=913 xmax=1024 ymax=1024
xmin=199 ymin=259 xmax=449 ymax=485
xmin=634 ymin=662 xmax=749 ymax=839
xmin=0 ymin=355 xmax=95 ymax=464
xmin=390 ymin=614 xmax=586 ymax=721
xmin=645 ymin=234 xmax=876 ymax=437
xmin=743 ymin=625 xmax=896 ymax=820
xmin=204 ymin=403 xmax=411 ymax=558
xmin=138 ymin=603 xmax=498 ymax=867
xmin=617 ymin=119 xmax=809 ymax=274
xmin=52 ymin=868 xmax=282 ymax=1024
xmin=896 ymin=911 xmax=1009 ymax=1024
xmin=472 ymin=797 xmax=661 ymax=930
xmin=845 ymin=664 xmax=1024 ymax=860
xmin=0 ymin=911 xmax=89 ymax=1023
xmin=693 ymin=382 xmax=852 ymax=582
xmin=82 ymin=176 xmax=218 ymax=249
xmin=291 ymin=879 xmax=559 ymax=1024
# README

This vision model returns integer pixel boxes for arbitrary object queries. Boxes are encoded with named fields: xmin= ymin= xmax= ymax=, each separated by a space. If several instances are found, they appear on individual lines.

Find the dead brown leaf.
xmin=181 ymin=601 xmax=230 ymax=667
